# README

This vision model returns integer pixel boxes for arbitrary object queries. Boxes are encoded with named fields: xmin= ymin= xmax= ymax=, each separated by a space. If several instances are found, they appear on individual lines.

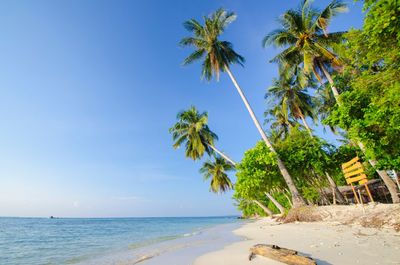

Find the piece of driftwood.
xmin=249 ymin=244 xmax=316 ymax=265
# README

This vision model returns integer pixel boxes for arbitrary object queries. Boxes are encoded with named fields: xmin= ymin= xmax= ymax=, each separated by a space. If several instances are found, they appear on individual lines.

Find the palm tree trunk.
xmin=394 ymin=171 xmax=400 ymax=191
xmin=319 ymin=62 xmax=340 ymax=101
xmin=224 ymin=65 xmax=306 ymax=208
xmin=298 ymin=111 xmax=346 ymax=204
xmin=325 ymin=172 xmax=346 ymax=204
xmin=299 ymin=112 xmax=312 ymax=136
xmin=253 ymin=200 xmax=273 ymax=216
xmin=357 ymin=142 xmax=400 ymax=203
xmin=207 ymin=144 xmax=236 ymax=166
xmin=283 ymin=188 xmax=293 ymax=207
xmin=265 ymin=192 xmax=285 ymax=215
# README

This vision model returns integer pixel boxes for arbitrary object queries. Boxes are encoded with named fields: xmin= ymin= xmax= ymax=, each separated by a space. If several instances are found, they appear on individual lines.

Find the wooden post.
xmin=358 ymin=190 xmax=366 ymax=214
xmin=326 ymin=172 xmax=346 ymax=204
xmin=332 ymin=187 xmax=336 ymax=205
xmin=351 ymin=184 xmax=360 ymax=204
xmin=358 ymin=189 xmax=364 ymax=205
xmin=364 ymin=184 xmax=374 ymax=203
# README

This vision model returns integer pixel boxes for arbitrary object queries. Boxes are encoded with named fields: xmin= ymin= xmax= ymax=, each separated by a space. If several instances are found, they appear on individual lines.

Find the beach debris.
xmin=249 ymin=244 xmax=316 ymax=265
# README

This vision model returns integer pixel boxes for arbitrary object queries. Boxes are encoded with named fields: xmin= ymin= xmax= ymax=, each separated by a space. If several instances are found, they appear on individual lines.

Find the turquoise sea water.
xmin=0 ymin=216 xmax=237 ymax=265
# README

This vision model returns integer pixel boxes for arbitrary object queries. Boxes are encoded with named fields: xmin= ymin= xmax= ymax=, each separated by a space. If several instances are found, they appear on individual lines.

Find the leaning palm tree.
xmin=267 ymin=67 xmax=316 ymax=136
xmin=263 ymin=0 xmax=347 ymax=100
xmin=181 ymin=8 xmax=305 ymax=207
xmin=269 ymin=74 xmax=348 ymax=203
xmin=169 ymin=106 xmax=235 ymax=165
xmin=200 ymin=156 xmax=234 ymax=193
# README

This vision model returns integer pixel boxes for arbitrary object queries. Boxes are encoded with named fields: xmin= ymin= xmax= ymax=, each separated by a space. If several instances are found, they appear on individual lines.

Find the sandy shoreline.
xmin=194 ymin=218 xmax=400 ymax=265
xmin=137 ymin=222 xmax=243 ymax=265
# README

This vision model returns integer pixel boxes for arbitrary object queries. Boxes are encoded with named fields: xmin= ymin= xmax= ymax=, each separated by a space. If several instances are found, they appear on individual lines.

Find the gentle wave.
xmin=128 ymin=235 xmax=181 ymax=250
xmin=0 ymin=216 xmax=237 ymax=265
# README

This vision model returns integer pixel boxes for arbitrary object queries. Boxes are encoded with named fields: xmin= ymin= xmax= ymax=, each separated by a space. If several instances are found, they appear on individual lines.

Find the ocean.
xmin=0 ymin=216 xmax=239 ymax=265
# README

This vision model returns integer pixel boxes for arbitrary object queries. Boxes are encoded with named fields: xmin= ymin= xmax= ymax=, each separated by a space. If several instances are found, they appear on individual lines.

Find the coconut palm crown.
xmin=169 ymin=106 xmax=217 ymax=160
xmin=265 ymin=105 xmax=296 ymax=141
xmin=200 ymin=156 xmax=234 ymax=193
xmin=180 ymin=8 xmax=244 ymax=80
xmin=266 ymin=67 xmax=316 ymax=134
xmin=263 ymin=0 xmax=348 ymax=97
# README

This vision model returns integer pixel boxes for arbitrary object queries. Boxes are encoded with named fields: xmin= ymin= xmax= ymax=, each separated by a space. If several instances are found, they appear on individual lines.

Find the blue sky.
xmin=0 ymin=0 xmax=364 ymax=217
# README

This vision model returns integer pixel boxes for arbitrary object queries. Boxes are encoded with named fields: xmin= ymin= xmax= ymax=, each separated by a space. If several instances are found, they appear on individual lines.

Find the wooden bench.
xmin=341 ymin=157 xmax=374 ymax=203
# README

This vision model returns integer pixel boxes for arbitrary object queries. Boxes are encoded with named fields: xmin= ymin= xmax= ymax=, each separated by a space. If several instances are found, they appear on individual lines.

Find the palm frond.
xmin=182 ymin=49 xmax=206 ymax=65
xmin=262 ymin=29 xmax=297 ymax=48
xmin=313 ymin=0 xmax=348 ymax=35
xmin=183 ymin=19 xmax=204 ymax=35
xmin=181 ymin=8 xmax=244 ymax=81
xmin=200 ymin=156 xmax=234 ymax=194
xmin=169 ymin=106 xmax=218 ymax=160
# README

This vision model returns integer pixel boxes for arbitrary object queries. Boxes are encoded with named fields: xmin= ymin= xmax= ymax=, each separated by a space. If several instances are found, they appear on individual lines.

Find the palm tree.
xmin=267 ymin=67 xmax=316 ymax=136
xmin=264 ymin=0 xmax=399 ymax=203
xmin=265 ymin=105 xmax=296 ymax=140
xmin=314 ymin=84 xmax=337 ymax=133
xmin=181 ymin=8 xmax=306 ymax=207
xmin=169 ymin=106 xmax=235 ymax=165
xmin=200 ymin=156 xmax=234 ymax=193
xmin=263 ymin=0 xmax=347 ymax=100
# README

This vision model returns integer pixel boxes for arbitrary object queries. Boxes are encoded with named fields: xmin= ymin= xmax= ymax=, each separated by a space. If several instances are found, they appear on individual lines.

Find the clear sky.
xmin=0 ymin=0 xmax=364 ymax=217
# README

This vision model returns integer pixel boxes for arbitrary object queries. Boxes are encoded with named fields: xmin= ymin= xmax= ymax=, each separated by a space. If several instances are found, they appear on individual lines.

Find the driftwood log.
xmin=249 ymin=244 xmax=316 ymax=265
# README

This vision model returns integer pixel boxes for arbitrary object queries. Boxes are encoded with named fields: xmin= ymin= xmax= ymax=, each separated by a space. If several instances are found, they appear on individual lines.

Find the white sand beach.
xmin=194 ymin=217 xmax=400 ymax=265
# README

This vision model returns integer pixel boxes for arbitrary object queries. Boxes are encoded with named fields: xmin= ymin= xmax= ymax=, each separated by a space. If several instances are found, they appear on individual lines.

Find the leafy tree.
xmin=362 ymin=0 xmax=400 ymax=62
xmin=233 ymin=141 xmax=288 ymax=215
xmin=324 ymin=0 xmax=400 ymax=203
xmin=200 ymin=156 xmax=234 ymax=193
xmin=263 ymin=0 xmax=348 ymax=100
xmin=234 ymin=126 xmax=360 ymax=215
xmin=181 ymin=8 xmax=305 ymax=206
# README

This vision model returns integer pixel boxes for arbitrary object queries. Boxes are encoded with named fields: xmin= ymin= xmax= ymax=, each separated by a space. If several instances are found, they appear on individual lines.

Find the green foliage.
xmin=235 ymin=198 xmax=266 ymax=217
xmin=233 ymin=141 xmax=286 ymax=214
xmin=263 ymin=0 xmax=347 ymax=82
xmin=301 ymin=186 xmax=321 ymax=203
xmin=233 ymin=126 xmax=354 ymax=215
xmin=234 ymin=141 xmax=281 ymax=200
xmin=266 ymin=192 xmax=291 ymax=213
xmin=363 ymin=0 xmax=400 ymax=56
xmin=274 ymin=127 xmax=334 ymax=178
xmin=324 ymin=0 xmax=400 ymax=170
